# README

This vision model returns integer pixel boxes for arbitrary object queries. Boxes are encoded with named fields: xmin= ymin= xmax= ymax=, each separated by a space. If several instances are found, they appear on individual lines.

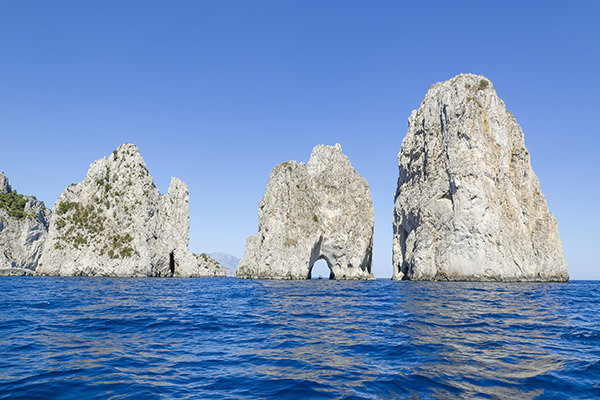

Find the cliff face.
xmin=37 ymin=144 xmax=225 ymax=277
xmin=238 ymin=144 xmax=374 ymax=280
xmin=392 ymin=74 xmax=568 ymax=281
xmin=0 ymin=172 xmax=51 ymax=275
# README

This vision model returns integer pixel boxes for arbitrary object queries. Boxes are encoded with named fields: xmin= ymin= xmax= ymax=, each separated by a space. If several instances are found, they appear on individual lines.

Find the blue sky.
xmin=1 ymin=1 xmax=598 ymax=279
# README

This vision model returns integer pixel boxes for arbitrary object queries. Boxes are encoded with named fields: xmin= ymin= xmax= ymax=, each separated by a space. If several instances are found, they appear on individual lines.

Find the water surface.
xmin=1 ymin=277 xmax=598 ymax=399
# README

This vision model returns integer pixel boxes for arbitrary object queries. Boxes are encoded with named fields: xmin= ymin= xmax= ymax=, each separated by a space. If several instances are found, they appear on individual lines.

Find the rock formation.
xmin=37 ymin=144 xmax=225 ymax=277
xmin=0 ymin=173 xmax=8 ymax=194
xmin=208 ymin=252 xmax=240 ymax=277
xmin=237 ymin=144 xmax=374 ymax=280
xmin=392 ymin=74 xmax=568 ymax=281
xmin=0 ymin=172 xmax=51 ymax=275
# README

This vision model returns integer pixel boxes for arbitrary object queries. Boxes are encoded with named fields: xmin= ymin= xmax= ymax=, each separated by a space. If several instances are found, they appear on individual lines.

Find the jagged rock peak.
xmin=0 ymin=172 xmax=51 ymax=275
xmin=237 ymin=143 xmax=374 ymax=280
xmin=392 ymin=74 xmax=568 ymax=282
xmin=0 ymin=172 xmax=10 ymax=195
xmin=37 ymin=143 xmax=225 ymax=277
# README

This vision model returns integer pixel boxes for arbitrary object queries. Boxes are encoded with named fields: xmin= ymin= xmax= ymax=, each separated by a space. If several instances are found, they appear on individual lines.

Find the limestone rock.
xmin=193 ymin=253 xmax=227 ymax=277
xmin=0 ymin=172 xmax=9 ymax=194
xmin=392 ymin=74 xmax=568 ymax=281
xmin=0 ymin=267 xmax=35 ymax=276
xmin=0 ymin=172 xmax=51 ymax=274
xmin=208 ymin=252 xmax=240 ymax=277
xmin=238 ymin=144 xmax=374 ymax=280
xmin=37 ymin=144 xmax=225 ymax=277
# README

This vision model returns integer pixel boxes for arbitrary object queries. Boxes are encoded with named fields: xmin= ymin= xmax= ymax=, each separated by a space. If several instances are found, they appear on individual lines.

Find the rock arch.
xmin=237 ymin=144 xmax=374 ymax=280
xmin=309 ymin=258 xmax=333 ymax=280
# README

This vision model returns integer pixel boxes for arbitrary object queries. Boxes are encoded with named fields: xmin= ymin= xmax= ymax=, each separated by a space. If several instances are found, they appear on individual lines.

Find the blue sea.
xmin=0 ymin=278 xmax=599 ymax=399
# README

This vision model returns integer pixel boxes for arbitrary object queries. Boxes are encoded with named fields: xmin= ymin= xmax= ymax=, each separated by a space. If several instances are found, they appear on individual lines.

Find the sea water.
xmin=0 ymin=277 xmax=598 ymax=399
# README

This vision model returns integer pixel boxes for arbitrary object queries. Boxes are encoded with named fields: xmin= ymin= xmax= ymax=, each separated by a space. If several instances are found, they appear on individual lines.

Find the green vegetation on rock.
xmin=0 ymin=191 xmax=27 ymax=219
xmin=55 ymin=202 xmax=108 ymax=250
xmin=0 ymin=190 xmax=36 ymax=220
xmin=57 ymin=201 xmax=76 ymax=215
xmin=104 ymin=233 xmax=134 ymax=259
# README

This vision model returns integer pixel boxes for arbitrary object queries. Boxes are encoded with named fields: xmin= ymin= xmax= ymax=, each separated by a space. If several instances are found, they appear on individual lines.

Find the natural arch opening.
xmin=169 ymin=251 xmax=175 ymax=276
xmin=309 ymin=258 xmax=332 ymax=280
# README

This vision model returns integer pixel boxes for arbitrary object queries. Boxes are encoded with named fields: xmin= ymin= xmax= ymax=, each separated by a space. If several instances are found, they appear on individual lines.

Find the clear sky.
xmin=1 ymin=1 xmax=598 ymax=279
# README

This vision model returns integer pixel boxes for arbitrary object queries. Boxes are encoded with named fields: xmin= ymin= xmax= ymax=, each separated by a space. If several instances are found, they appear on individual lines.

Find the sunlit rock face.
xmin=37 ymin=144 xmax=225 ymax=277
xmin=0 ymin=172 xmax=51 ymax=275
xmin=237 ymin=144 xmax=374 ymax=280
xmin=0 ymin=173 xmax=9 ymax=195
xmin=392 ymin=74 xmax=568 ymax=281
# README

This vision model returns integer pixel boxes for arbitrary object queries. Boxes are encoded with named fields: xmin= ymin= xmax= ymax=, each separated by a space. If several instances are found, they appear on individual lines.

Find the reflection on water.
xmin=399 ymin=283 xmax=568 ymax=399
xmin=243 ymin=281 xmax=574 ymax=399
xmin=247 ymin=281 xmax=379 ymax=395
xmin=0 ymin=277 xmax=598 ymax=399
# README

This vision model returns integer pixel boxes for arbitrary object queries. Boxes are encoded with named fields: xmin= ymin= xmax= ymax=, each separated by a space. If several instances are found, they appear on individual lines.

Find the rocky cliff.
xmin=392 ymin=74 xmax=568 ymax=281
xmin=0 ymin=172 xmax=51 ymax=275
xmin=237 ymin=144 xmax=374 ymax=280
xmin=37 ymin=144 xmax=225 ymax=277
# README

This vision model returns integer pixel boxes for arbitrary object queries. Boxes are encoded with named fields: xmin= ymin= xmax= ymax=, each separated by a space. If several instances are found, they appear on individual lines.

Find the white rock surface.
xmin=237 ymin=144 xmax=374 ymax=280
xmin=0 ymin=173 xmax=9 ymax=195
xmin=37 ymin=144 xmax=225 ymax=277
xmin=392 ymin=74 xmax=568 ymax=281
xmin=0 ymin=172 xmax=51 ymax=273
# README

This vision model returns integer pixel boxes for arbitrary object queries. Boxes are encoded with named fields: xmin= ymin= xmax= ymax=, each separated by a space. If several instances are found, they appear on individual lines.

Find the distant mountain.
xmin=208 ymin=252 xmax=240 ymax=276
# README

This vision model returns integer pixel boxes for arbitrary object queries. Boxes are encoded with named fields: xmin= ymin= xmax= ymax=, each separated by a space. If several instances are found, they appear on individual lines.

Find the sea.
xmin=0 ymin=277 xmax=599 ymax=399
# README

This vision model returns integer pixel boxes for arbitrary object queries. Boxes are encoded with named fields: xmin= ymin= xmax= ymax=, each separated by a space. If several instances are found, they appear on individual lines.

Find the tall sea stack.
xmin=37 ymin=143 xmax=225 ymax=277
xmin=392 ymin=74 xmax=568 ymax=281
xmin=237 ymin=144 xmax=374 ymax=280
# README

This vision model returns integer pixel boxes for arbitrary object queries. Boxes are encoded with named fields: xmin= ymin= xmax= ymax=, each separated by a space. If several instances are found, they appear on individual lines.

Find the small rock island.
xmin=37 ymin=144 xmax=225 ymax=277
xmin=392 ymin=74 xmax=568 ymax=281
xmin=237 ymin=144 xmax=374 ymax=280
